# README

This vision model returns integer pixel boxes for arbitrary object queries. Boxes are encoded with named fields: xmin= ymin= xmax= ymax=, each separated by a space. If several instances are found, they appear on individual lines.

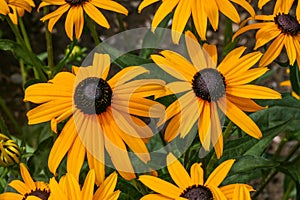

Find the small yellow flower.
xmin=0 ymin=163 xmax=50 ymax=200
xmin=138 ymin=0 xmax=255 ymax=43
xmin=139 ymin=153 xmax=254 ymax=200
xmin=49 ymin=170 xmax=120 ymax=200
xmin=233 ymin=2 xmax=300 ymax=67
xmin=39 ymin=0 xmax=128 ymax=40
xmin=0 ymin=133 xmax=20 ymax=167
xmin=0 ymin=0 xmax=34 ymax=24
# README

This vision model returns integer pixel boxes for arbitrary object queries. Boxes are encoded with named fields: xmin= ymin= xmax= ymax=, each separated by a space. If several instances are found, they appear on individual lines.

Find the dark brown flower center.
xmin=192 ymin=68 xmax=226 ymax=102
xmin=74 ymin=77 xmax=112 ymax=115
xmin=23 ymin=189 xmax=50 ymax=200
xmin=180 ymin=185 xmax=213 ymax=200
xmin=65 ymin=0 xmax=88 ymax=6
xmin=274 ymin=13 xmax=300 ymax=35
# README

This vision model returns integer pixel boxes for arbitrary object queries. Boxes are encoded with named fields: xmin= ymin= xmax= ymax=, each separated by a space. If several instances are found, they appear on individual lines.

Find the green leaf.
xmin=0 ymin=39 xmax=32 ymax=65
xmin=223 ymin=155 xmax=279 ymax=185
xmin=290 ymin=63 xmax=300 ymax=96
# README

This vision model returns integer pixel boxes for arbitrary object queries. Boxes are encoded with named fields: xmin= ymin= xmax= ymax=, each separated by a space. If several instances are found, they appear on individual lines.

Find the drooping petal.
xmin=218 ymin=97 xmax=262 ymax=139
xmin=138 ymin=0 xmax=160 ymax=13
xmin=90 ymin=0 xmax=128 ymax=15
xmin=83 ymin=3 xmax=109 ymax=28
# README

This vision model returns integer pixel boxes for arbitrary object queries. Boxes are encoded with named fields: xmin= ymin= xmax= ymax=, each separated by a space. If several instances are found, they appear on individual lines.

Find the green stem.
xmin=272 ymin=133 xmax=288 ymax=161
xmin=43 ymin=7 xmax=54 ymax=77
xmin=206 ymin=121 xmax=234 ymax=173
xmin=18 ymin=17 xmax=32 ymax=51
xmin=6 ymin=16 xmax=47 ymax=81
xmin=0 ymin=112 xmax=10 ymax=135
xmin=282 ymin=179 xmax=295 ymax=200
xmin=116 ymin=13 xmax=126 ymax=32
xmin=0 ymin=97 xmax=22 ymax=135
xmin=252 ymin=169 xmax=277 ymax=199
xmin=86 ymin=16 xmax=101 ymax=45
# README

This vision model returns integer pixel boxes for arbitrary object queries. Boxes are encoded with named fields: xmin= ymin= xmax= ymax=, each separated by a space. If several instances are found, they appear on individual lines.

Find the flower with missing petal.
xmin=0 ymin=163 xmax=50 ymax=200
xmin=153 ymin=31 xmax=281 ymax=158
xmin=39 ymin=0 xmax=128 ymax=40
xmin=233 ymin=2 xmax=300 ymax=67
xmin=24 ymin=53 xmax=165 ymax=184
xmin=49 ymin=170 xmax=120 ymax=200
xmin=139 ymin=153 xmax=254 ymax=200
xmin=138 ymin=0 xmax=255 ymax=43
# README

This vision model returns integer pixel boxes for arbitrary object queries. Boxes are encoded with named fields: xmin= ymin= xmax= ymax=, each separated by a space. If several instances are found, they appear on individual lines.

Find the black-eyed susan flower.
xmin=139 ymin=153 xmax=254 ymax=199
xmin=0 ymin=133 xmax=20 ymax=167
xmin=0 ymin=0 xmax=33 ymax=24
xmin=39 ymin=0 xmax=128 ymax=40
xmin=138 ymin=0 xmax=255 ymax=43
xmin=154 ymin=31 xmax=281 ymax=158
xmin=49 ymin=170 xmax=120 ymax=200
xmin=8 ymin=0 xmax=35 ymax=24
xmin=0 ymin=163 xmax=50 ymax=200
xmin=233 ymin=2 xmax=300 ymax=67
xmin=24 ymin=53 xmax=165 ymax=184
xmin=255 ymin=0 xmax=300 ymax=17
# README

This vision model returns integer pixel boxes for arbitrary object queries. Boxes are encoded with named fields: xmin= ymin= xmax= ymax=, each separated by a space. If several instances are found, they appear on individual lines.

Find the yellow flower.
xmin=49 ymin=170 xmax=120 ymax=200
xmin=0 ymin=163 xmax=50 ymax=200
xmin=138 ymin=0 xmax=255 ymax=43
xmin=139 ymin=153 xmax=254 ymax=200
xmin=0 ymin=133 xmax=20 ymax=167
xmin=8 ymin=0 xmax=35 ymax=24
xmin=255 ymin=0 xmax=300 ymax=17
xmin=24 ymin=53 xmax=165 ymax=184
xmin=153 ymin=31 xmax=281 ymax=158
xmin=233 ymin=2 xmax=300 ymax=67
xmin=0 ymin=0 xmax=34 ymax=24
xmin=39 ymin=0 xmax=128 ymax=40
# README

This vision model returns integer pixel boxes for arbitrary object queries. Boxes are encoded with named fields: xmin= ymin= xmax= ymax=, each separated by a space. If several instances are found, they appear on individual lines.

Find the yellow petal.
xmin=48 ymin=178 xmax=68 ymax=200
xmin=203 ymin=43 xmax=218 ymax=66
xmin=254 ymin=23 xmax=280 ymax=49
xmin=191 ymin=0 xmax=207 ymax=40
xmin=190 ymin=163 xmax=204 ymax=186
xmin=65 ymin=173 xmax=81 ymax=200
xmin=232 ymin=23 xmax=265 ymax=41
xmin=48 ymin=118 xmax=77 ymax=175
xmin=226 ymin=94 xmax=265 ymax=112
xmin=198 ymin=101 xmax=211 ymax=151
xmin=226 ymin=84 xmax=282 ymax=99
xmin=217 ymin=97 xmax=262 ymax=139
xmin=230 ymin=0 xmax=255 ymax=17
xmin=138 ymin=0 xmax=160 ymax=13
xmin=204 ymin=0 xmax=219 ymax=30
xmin=9 ymin=180 xmax=28 ymax=194
xmin=259 ymin=34 xmax=285 ymax=67
xmin=87 ymin=152 xmax=105 ymax=186
xmin=285 ymin=35 xmax=297 ymax=65
xmin=91 ymin=0 xmax=128 ymax=15
xmin=216 ymin=0 xmax=239 ymax=23
xmin=210 ymin=102 xmax=223 ymax=158
xmin=140 ymin=194 xmax=174 ymax=200
xmin=139 ymin=175 xmax=182 ymax=198
xmin=205 ymin=159 xmax=235 ymax=186
xmin=185 ymin=31 xmax=208 ymax=70
xmin=81 ymin=170 xmax=95 ymax=200
xmin=19 ymin=163 xmax=35 ymax=191
xmin=151 ymin=0 xmax=179 ymax=30
xmin=167 ymin=153 xmax=193 ymax=190
xmin=0 ymin=193 xmax=22 ymax=200
xmin=171 ymin=0 xmax=192 ymax=44
xmin=67 ymin=136 xmax=86 ymax=182
xmin=74 ymin=6 xmax=84 ymax=39
xmin=83 ymin=3 xmax=109 ymax=28
xmin=226 ymin=68 xmax=269 ymax=86
xmin=94 ymin=172 xmax=118 ymax=199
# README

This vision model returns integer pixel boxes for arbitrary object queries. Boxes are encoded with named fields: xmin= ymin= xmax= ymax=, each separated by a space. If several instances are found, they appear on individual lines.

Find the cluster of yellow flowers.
xmin=0 ymin=0 xmax=299 ymax=199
